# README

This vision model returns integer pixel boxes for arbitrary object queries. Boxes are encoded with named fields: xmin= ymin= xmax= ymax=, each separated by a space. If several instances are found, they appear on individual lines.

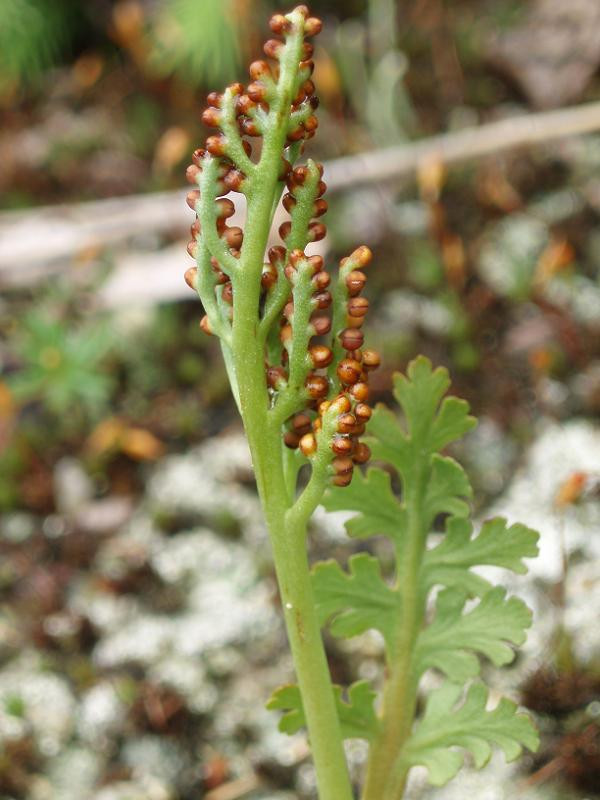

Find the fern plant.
xmin=183 ymin=6 xmax=539 ymax=799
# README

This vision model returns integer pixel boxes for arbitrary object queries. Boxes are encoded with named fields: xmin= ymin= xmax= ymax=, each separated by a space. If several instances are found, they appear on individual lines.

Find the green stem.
xmin=193 ymin=240 xmax=231 ymax=341
xmin=259 ymin=161 xmax=320 ymax=345
xmin=261 ymin=269 xmax=292 ymax=345
xmin=220 ymin=341 xmax=240 ymax=414
xmin=288 ymin=404 xmax=340 ymax=529
xmin=232 ymin=304 xmax=353 ymax=800
xmin=196 ymin=160 xmax=239 ymax=277
xmin=270 ymin=386 xmax=306 ymax=429
xmin=221 ymin=89 xmax=256 ymax=177
xmin=286 ymin=275 xmax=314 ymax=389
xmin=273 ymin=498 xmax=355 ymax=800
xmin=283 ymin=446 xmax=303 ymax=502
xmin=362 ymin=466 xmax=428 ymax=800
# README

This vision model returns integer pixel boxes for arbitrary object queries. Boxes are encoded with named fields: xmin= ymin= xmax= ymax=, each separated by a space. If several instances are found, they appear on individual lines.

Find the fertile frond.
xmin=185 ymin=6 xmax=381 ymax=501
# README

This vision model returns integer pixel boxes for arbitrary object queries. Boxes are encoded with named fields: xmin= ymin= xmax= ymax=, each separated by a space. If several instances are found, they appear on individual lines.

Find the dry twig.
xmin=3 ymin=99 xmax=600 ymax=291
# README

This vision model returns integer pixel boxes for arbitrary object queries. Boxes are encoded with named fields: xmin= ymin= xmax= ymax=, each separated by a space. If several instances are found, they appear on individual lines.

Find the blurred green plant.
xmin=406 ymin=240 xmax=479 ymax=371
xmin=114 ymin=305 xmax=184 ymax=399
xmin=0 ymin=0 xmax=72 ymax=97
xmin=0 ymin=0 xmax=252 ymax=102
xmin=7 ymin=309 xmax=115 ymax=421
xmin=478 ymin=214 xmax=550 ymax=301
xmin=406 ymin=239 xmax=445 ymax=291
xmin=334 ymin=0 xmax=416 ymax=145
xmin=148 ymin=0 xmax=243 ymax=87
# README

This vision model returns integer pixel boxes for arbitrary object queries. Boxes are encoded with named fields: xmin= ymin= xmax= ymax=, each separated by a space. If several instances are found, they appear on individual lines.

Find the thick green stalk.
xmin=231 ymin=298 xmax=353 ymax=800
xmin=272 ymin=494 xmax=355 ymax=800
xmin=362 ymin=465 xmax=428 ymax=800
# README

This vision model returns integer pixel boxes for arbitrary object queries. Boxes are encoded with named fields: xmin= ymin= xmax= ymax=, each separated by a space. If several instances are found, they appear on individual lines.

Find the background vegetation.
xmin=1 ymin=1 xmax=600 ymax=798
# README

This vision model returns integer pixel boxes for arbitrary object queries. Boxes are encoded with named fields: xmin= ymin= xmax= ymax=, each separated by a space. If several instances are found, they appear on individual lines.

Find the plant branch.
xmin=259 ymin=160 xmax=321 ymax=343
xmin=197 ymin=158 xmax=240 ymax=277
xmin=287 ymin=403 xmax=339 ymax=530
xmin=220 ymin=89 xmax=256 ymax=178
xmin=193 ymin=239 xmax=232 ymax=342
xmin=260 ymin=265 xmax=291 ymax=344
xmin=270 ymin=388 xmax=306 ymax=429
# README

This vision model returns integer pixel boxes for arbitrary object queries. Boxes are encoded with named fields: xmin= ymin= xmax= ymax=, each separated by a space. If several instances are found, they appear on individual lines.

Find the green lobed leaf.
xmin=423 ymin=517 xmax=540 ymax=596
xmin=365 ymin=360 xmax=475 ymax=533
xmin=423 ymin=455 xmax=472 ymax=526
xmin=337 ymin=681 xmax=380 ymax=741
xmin=413 ymin=587 xmax=533 ymax=683
xmin=366 ymin=404 xmax=412 ymax=475
xmin=266 ymin=681 xmax=379 ymax=741
xmin=429 ymin=395 xmax=477 ymax=452
xmin=312 ymin=553 xmax=398 ymax=651
xmin=266 ymin=684 xmax=304 ymax=735
xmin=316 ymin=357 xmax=539 ymax=789
xmin=322 ymin=468 xmax=405 ymax=542
xmin=391 ymin=357 xmax=476 ymax=445
xmin=393 ymin=357 xmax=451 ymax=444
xmin=399 ymin=681 xmax=539 ymax=787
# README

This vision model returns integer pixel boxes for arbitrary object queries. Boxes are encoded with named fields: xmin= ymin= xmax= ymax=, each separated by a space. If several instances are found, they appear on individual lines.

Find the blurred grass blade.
xmin=148 ymin=0 xmax=243 ymax=86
